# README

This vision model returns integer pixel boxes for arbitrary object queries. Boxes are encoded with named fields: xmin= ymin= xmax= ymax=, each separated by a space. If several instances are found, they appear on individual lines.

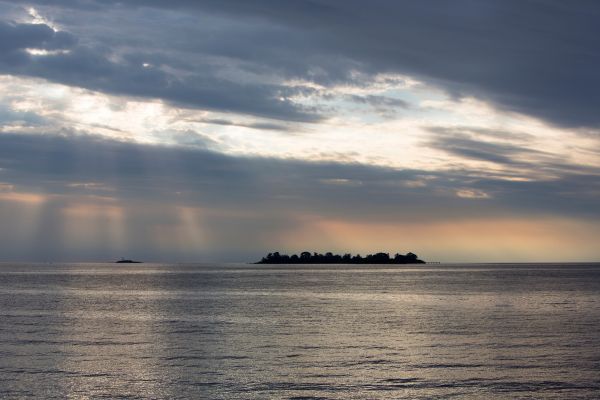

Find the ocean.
xmin=1 ymin=263 xmax=599 ymax=399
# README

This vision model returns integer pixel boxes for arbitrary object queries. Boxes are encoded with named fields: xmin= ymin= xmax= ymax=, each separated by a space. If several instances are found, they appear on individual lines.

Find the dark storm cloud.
xmin=6 ymin=0 xmax=599 ymax=128
xmin=0 ymin=132 xmax=599 ymax=221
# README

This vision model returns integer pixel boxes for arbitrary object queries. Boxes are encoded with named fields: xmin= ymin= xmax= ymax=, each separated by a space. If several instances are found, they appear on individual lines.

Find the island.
xmin=255 ymin=251 xmax=425 ymax=264
xmin=115 ymin=258 xmax=143 ymax=264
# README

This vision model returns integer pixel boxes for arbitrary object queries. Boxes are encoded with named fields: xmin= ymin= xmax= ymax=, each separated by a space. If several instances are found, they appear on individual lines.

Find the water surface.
xmin=1 ymin=263 xmax=599 ymax=399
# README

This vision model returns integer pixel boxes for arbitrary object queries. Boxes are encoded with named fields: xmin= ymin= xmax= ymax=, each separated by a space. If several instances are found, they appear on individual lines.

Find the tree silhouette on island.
xmin=256 ymin=251 xmax=425 ymax=264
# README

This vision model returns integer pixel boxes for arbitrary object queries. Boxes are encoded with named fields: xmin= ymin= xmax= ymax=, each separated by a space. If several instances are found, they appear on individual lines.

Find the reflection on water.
xmin=1 ymin=263 xmax=600 ymax=399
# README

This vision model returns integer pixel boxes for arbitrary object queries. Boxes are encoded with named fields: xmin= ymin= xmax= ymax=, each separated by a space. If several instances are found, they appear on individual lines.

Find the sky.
xmin=0 ymin=0 xmax=599 ymax=262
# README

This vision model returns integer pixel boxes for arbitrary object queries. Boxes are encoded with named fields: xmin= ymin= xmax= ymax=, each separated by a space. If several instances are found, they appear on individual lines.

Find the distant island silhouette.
xmin=256 ymin=251 xmax=425 ymax=264
xmin=115 ymin=258 xmax=142 ymax=264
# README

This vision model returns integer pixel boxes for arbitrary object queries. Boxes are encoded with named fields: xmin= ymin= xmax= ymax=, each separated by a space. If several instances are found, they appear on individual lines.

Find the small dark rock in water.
xmin=115 ymin=258 xmax=142 ymax=264
xmin=255 ymin=251 xmax=425 ymax=264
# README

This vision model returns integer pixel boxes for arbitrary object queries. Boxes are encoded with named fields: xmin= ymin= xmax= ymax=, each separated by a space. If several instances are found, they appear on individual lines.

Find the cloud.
xmin=19 ymin=0 xmax=600 ymax=128
xmin=187 ymin=0 xmax=600 ymax=128
xmin=0 ymin=131 xmax=598 ymax=260
xmin=187 ymin=117 xmax=293 ymax=132
xmin=0 ymin=131 xmax=598 ymax=220
xmin=1 ymin=1 xmax=600 ymax=261
xmin=0 ymin=20 xmax=75 ymax=52
xmin=5 ymin=45 xmax=320 ymax=122
xmin=166 ymin=129 xmax=220 ymax=149
xmin=0 ymin=103 xmax=47 ymax=126
xmin=426 ymin=126 xmax=600 ymax=180
xmin=427 ymin=127 xmax=546 ymax=167
xmin=0 ymin=16 xmax=322 ymax=122
xmin=348 ymin=95 xmax=409 ymax=109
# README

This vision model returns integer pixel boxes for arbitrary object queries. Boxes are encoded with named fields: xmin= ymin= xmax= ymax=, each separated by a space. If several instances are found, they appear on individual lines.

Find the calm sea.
xmin=1 ymin=263 xmax=599 ymax=399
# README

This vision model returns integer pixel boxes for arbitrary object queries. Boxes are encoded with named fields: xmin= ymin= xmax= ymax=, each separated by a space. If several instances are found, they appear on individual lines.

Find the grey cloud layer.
xmin=0 ymin=132 xmax=599 ymax=221
xmin=4 ymin=0 xmax=600 ymax=127
xmin=0 ymin=20 xmax=75 ymax=52
xmin=0 ymin=16 xmax=320 ymax=121
xmin=427 ymin=126 xmax=600 ymax=180
xmin=0 ymin=131 xmax=598 ymax=261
